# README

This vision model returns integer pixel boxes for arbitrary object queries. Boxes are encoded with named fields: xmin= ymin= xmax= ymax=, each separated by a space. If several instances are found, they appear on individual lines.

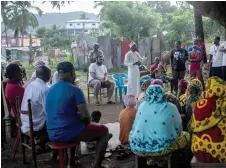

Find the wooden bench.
xmin=135 ymin=154 xmax=172 ymax=168
xmin=191 ymin=156 xmax=226 ymax=168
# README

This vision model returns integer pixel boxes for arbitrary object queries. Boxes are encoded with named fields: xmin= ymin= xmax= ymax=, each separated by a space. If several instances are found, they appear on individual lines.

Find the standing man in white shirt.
xmin=220 ymin=41 xmax=226 ymax=81
xmin=124 ymin=41 xmax=147 ymax=97
xmin=209 ymin=36 xmax=223 ymax=79
xmin=21 ymin=65 xmax=51 ymax=150
xmin=88 ymin=56 xmax=115 ymax=106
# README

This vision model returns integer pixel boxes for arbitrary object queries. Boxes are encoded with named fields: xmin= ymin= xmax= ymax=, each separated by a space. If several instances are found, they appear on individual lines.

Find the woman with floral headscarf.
xmin=183 ymin=79 xmax=203 ymax=132
xmin=137 ymin=79 xmax=164 ymax=108
xmin=191 ymin=77 xmax=226 ymax=163
xmin=129 ymin=85 xmax=190 ymax=163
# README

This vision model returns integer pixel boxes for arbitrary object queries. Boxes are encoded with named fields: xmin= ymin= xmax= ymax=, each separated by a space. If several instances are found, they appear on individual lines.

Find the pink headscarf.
xmin=150 ymin=79 xmax=164 ymax=88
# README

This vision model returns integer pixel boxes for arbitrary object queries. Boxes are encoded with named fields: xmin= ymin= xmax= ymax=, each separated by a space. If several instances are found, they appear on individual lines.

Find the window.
xmin=84 ymin=30 xmax=88 ymax=32
xmin=92 ymin=23 xmax=96 ymax=26
xmin=67 ymin=29 xmax=75 ymax=35
xmin=70 ymin=23 xmax=72 ymax=26
xmin=77 ymin=23 xmax=80 ymax=25
xmin=11 ymin=39 xmax=16 ymax=43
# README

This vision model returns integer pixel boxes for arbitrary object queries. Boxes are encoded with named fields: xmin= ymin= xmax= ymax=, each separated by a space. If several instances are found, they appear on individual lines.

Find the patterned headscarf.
xmin=150 ymin=79 xmax=164 ymax=88
xmin=179 ymin=79 xmax=188 ymax=93
xmin=165 ymin=92 xmax=182 ymax=113
xmin=186 ymin=79 xmax=203 ymax=118
xmin=145 ymin=85 xmax=166 ymax=104
xmin=191 ymin=77 xmax=226 ymax=132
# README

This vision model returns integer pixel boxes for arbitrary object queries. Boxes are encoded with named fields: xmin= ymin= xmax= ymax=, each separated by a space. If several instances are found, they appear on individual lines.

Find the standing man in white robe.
xmin=124 ymin=41 xmax=147 ymax=97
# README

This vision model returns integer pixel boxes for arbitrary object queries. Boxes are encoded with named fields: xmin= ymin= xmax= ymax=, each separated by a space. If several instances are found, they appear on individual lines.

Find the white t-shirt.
xmin=21 ymin=78 xmax=49 ymax=134
xmin=221 ymin=42 xmax=226 ymax=66
xmin=52 ymin=71 xmax=59 ymax=84
xmin=88 ymin=63 xmax=107 ymax=82
xmin=210 ymin=44 xmax=223 ymax=67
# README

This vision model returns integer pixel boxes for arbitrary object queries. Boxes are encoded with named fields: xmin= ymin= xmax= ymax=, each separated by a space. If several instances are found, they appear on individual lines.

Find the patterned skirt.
xmin=134 ymin=131 xmax=190 ymax=165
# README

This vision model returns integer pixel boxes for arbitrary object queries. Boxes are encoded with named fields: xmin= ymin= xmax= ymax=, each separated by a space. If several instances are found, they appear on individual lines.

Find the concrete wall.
xmin=98 ymin=36 xmax=113 ymax=69
xmin=138 ymin=37 xmax=151 ymax=65
xmin=151 ymin=38 xmax=161 ymax=64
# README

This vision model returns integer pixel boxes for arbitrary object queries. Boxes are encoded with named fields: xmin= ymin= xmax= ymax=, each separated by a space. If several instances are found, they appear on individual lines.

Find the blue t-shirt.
xmin=45 ymin=81 xmax=86 ymax=142
xmin=188 ymin=46 xmax=202 ymax=53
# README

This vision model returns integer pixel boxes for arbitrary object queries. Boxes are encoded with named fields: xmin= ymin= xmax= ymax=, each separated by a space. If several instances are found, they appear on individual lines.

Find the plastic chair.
xmin=48 ymin=142 xmax=80 ymax=168
xmin=112 ymin=73 xmax=128 ymax=102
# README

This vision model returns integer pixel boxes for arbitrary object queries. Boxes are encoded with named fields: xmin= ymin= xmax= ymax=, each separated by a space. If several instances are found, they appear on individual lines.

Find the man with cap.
xmin=21 ymin=65 xmax=51 ymax=151
xmin=124 ymin=41 xmax=147 ymax=97
xmin=88 ymin=43 xmax=104 ymax=63
xmin=45 ymin=61 xmax=110 ymax=168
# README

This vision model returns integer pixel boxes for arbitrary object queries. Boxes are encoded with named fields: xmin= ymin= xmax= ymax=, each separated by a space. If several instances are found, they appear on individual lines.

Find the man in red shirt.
xmin=189 ymin=45 xmax=204 ymax=89
xmin=5 ymin=64 xmax=24 ymax=117
xmin=150 ymin=57 xmax=160 ymax=73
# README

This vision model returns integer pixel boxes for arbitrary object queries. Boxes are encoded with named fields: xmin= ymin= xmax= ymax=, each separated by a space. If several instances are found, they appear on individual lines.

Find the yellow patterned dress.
xmin=191 ymin=77 xmax=226 ymax=162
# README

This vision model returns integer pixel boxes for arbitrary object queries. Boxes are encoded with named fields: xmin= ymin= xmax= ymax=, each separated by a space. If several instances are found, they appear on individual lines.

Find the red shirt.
xmin=150 ymin=64 xmax=158 ymax=73
xmin=197 ymin=42 xmax=206 ymax=61
xmin=189 ymin=51 xmax=201 ymax=71
xmin=5 ymin=80 xmax=24 ymax=116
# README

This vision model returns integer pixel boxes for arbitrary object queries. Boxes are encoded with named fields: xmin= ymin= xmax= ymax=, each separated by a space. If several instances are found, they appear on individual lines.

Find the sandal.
xmin=106 ymin=101 xmax=116 ymax=104
xmin=95 ymin=101 xmax=100 ymax=106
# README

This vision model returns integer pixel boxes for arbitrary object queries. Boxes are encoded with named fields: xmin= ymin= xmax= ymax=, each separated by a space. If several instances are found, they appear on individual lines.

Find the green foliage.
xmin=36 ymin=25 xmax=72 ymax=50
xmin=2 ymin=1 xmax=42 ymax=46
xmin=164 ymin=9 xmax=195 ymax=46
xmin=66 ymin=55 xmax=74 ymax=64
xmin=97 ymin=1 xmax=160 ymax=40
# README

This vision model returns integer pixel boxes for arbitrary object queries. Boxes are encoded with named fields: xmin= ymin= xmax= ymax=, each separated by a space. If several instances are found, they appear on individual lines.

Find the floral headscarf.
xmin=179 ymin=79 xmax=188 ymax=93
xmin=191 ymin=77 xmax=226 ymax=132
xmin=150 ymin=79 xmax=164 ymax=88
xmin=145 ymin=85 xmax=167 ymax=104
xmin=186 ymin=79 xmax=203 ymax=117
xmin=165 ymin=92 xmax=182 ymax=113
xmin=129 ymin=84 xmax=182 ymax=154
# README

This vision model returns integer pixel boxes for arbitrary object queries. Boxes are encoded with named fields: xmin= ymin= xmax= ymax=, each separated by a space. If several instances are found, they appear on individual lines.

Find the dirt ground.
xmin=1 ymin=102 xmax=139 ymax=168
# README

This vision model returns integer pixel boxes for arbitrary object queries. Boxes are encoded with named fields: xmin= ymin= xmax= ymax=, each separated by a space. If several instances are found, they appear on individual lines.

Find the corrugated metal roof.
xmin=65 ymin=20 xmax=100 ymax=23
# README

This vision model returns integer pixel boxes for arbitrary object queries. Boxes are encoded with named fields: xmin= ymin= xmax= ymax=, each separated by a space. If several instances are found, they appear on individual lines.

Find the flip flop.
xmin=106 ymin=101 xmax=116 ymax=104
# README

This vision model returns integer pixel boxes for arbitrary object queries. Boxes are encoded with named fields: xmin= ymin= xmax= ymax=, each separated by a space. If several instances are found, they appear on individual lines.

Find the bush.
xmin=66 ymin=55 xmax=74 ymax=64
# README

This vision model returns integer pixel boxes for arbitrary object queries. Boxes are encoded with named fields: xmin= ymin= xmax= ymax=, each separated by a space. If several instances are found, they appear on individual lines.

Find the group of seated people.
xmin=3 ymin=55 xmax=226 ymax=167
xmin=118 ymin=76 xmax=226 ymax=166
xmin=3 ymin=60 xmax=115 ymax=168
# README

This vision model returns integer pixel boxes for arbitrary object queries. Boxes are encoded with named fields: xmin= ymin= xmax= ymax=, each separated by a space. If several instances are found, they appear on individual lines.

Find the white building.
xmin=65 ymin=20 xmax=100 ymax=35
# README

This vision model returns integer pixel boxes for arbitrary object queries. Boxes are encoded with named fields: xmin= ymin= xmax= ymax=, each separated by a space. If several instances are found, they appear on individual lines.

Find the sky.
xmin=31 ymin=1 xmax=101 ymax=14
xmin=31 ymin=1 xmax=177 ymax=14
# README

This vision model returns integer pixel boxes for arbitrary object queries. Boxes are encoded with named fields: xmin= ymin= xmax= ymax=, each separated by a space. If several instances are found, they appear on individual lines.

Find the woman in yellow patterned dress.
xmin=191 ymin=77 xmax=226 ymax=162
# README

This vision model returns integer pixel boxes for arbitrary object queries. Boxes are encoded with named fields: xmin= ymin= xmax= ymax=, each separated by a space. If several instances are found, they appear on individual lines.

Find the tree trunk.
xmin=21 ymin=34 xmax=24 ymax=47
xmin=194 ymin=7 xmax=204 ymax=41
xmin=4 ymin=24 xmax=8 ymax=47
xmin=225 ymin=29 xmax=226 ymax=41
xmin=16 ymin=37 xmax=19 ymax=47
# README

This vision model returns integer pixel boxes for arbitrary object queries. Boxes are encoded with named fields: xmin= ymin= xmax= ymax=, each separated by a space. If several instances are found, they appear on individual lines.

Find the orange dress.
xmin=119 ymin=107 xmax=137 ymax=144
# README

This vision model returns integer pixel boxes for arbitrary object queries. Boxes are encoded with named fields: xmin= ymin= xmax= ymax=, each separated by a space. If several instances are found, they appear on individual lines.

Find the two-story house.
xmin=65 ymin=19 xmax=100 ymax=35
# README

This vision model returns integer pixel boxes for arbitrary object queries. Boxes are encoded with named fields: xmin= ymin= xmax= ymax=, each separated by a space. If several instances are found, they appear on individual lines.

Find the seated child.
xmin=119 ymin=94 xmax=137 ymax=144
xmin=87 ymin=110 xmax=113 ymax=149
xmin=86 ymin=110 xmax=101 ymax=149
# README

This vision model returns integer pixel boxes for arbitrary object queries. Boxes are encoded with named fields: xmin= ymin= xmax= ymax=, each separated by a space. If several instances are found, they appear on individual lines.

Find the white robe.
xmin=124 ymin=51 xmax=147 ymax=97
